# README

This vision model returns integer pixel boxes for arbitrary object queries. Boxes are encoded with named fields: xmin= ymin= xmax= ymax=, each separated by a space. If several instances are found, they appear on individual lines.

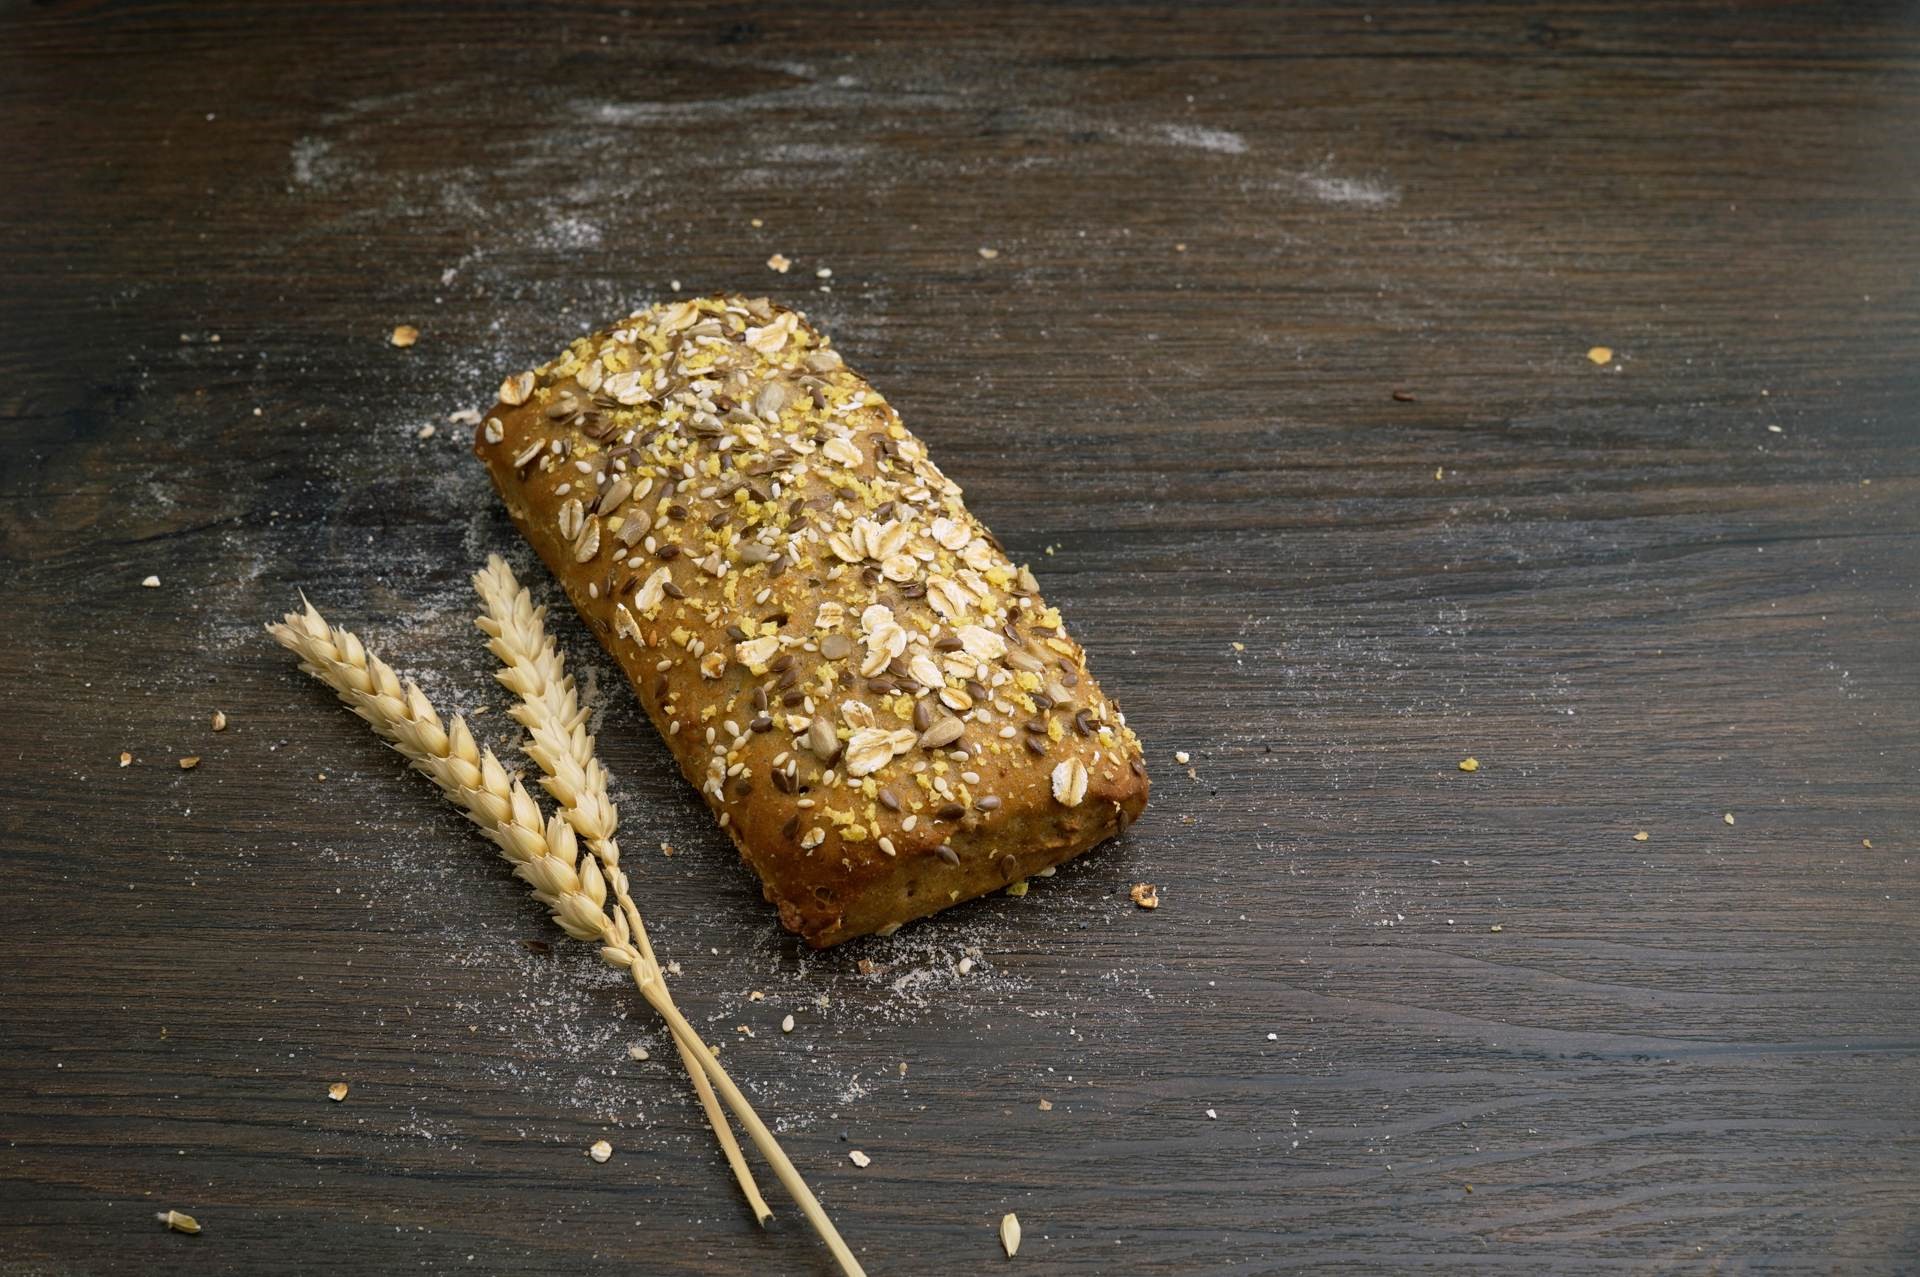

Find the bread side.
xmin=473 ymin=295 xmax=1148 ymax=946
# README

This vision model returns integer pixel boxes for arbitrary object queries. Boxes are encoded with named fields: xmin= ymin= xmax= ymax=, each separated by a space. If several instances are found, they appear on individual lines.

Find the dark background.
xmin=3 ymin=2 xmax=1918 ymax=1273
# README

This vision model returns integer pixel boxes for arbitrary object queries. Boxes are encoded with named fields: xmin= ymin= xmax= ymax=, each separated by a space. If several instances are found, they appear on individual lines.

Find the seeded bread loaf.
xmin=473 ymin=295 xmax=1148 ymax=947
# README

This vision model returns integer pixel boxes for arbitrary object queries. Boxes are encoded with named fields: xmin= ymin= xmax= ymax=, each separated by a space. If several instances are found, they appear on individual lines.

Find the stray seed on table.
xmin=1724 ymin=812 xmax=1736 ymax=826
xmin=782 ymin=1014 xmax=795 ymax=1033
xmin=178 ymin=756 xmax=200 ymax=770
xmin=142 ymin=575 xmax=161 ymax=588
xmin=588 ymin=1139 xmax=612 ymax=1163
xmin=1000 ymin=1212 xmax=1021 ymax=1258
xmin=157 ymin=1209 xmax=201 ymax=1234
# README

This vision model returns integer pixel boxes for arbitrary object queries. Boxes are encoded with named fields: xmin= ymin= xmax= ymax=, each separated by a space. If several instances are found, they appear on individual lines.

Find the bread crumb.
xmin=119 ymin=751 xmax=132 ymax=767
xmin=848 ymin=1149 xmax=871 ymax=1168
xmin=1206 ymin=1108 xmax=1218 ymax=1119
xmin=1586 ymin=345 xmax=1612 ymax=365
xmin=1130 ymin=882 xmax=1159 ymax=910
xmin=1458 ymin=757 xmax=1479 ymax=772
xmin=327 ymin=1082 xmax=348 ymax=1101
xmin=1174 ymin=750 xmax=1190 ymax=764
xmin=210 ymin=710 xmax=228 ymax=732
xmin=978 ymin=246 xmax=999 ymax=259
xmin=1633 ymin=831 xmax=1649 ymax=842
xmin=390 ymin=324 xmax=419 ymax=348
xmin=628 ymin=1044 xmax=650 ymax=1061
xmin=178 ymin=756 xmax=200 ymax=771
xmin=142 ymin=575 xmax=161 ymax=588
xmin=1038 ymin=1099 xmax=1052 ymax=1111
xmin=1724 ymin=812 xmax=1736 ymax=826
xmin=416 ymin=423 xmax=436 ymax=440
xmin=588 ymin=1139 xmax=612 ymax=1163
xmin=767 ymin=253 xmax=791 ymax=273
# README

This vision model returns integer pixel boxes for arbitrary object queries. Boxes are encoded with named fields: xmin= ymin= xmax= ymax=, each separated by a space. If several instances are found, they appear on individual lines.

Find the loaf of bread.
xmin=473 ymin=295 xmax=1148 ymax=946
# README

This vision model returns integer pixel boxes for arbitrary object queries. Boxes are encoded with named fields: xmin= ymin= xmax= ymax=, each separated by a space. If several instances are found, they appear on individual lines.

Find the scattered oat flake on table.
xmin=978 ymin=246 xmax=1000 ymax=259
xmin=1130 ymin=882 xmax=1160 ymax=910
xmin=848 ymin=1150 xmax=871 ymax=1168
xmin=327 ymin=1082 xmax=348 ymax=1101
xmin=389 ymin=325 xmax=418 ymax=348
xmin=1458 ymin=757 xmax=1479 ymax=772
xmin=1633 ymin=831 xmax=1649 ymax=842
xmin=119 ymin=751 xmax=132 ymax=767
xmin=1000 ymin=1212 xmax=1022 ymax=1258
xmin=142 ymin=575 xmax=161 ymax=588
xmin=157 ymin=1209 xmax=201 ymax=1234
xmin=1038 ymin=1099 xmax=1052 ymax=1111
xmin=178 ymin=756 xmax=200 ymax=771
xmin=588 ymin=1139 xmax=612 ymax=1163
xmin=1587 ymin=345 xmax=1613 ymax=364
xmin=1174 ymin=751 xmax=1190 ymax=765
xmin=766 ymin=253 xmax=791 ymax=273
xmin=210 ymin=710 xmax=227 ymax=732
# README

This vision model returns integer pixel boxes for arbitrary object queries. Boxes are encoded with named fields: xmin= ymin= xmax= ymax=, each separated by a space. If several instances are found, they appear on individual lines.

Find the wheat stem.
xmin=268 ymin=597 xmax=864 ymax=1277
xmin=472 ymin=555 xmax=773 ymax=1227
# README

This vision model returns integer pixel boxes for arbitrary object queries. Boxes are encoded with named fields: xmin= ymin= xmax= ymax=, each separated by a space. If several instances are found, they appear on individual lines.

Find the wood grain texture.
xmin=2 ymin=2 xmax=1917 ymax=1273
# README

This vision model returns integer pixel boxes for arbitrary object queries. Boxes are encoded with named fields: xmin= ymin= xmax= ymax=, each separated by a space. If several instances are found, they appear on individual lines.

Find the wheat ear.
xmin=268 ymin=598 xmax=865 ymax=1277
xmin=267 ymin=599 xmax=620 ymax=946
xmin=472 ymin=555 xmax=772 ymax=1226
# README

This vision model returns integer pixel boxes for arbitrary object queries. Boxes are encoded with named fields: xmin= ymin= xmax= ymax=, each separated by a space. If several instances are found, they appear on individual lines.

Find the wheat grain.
xmin=267 ymin=598 xmax=624 ymax=953
xmin=271 ymin=591 xmax=864 ymax=1277
xmin=472 ymin=555 xmax=774 ymax=1227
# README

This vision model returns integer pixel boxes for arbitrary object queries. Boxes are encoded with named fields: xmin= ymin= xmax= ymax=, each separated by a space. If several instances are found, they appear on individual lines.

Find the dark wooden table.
xmin=5 ymin=3 xmax=1918 ymax=1272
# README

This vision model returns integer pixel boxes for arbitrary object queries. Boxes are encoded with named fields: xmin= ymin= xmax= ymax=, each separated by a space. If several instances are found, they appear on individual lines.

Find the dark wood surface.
xmin=4 ymin=2 xmax=1918 ymax=1273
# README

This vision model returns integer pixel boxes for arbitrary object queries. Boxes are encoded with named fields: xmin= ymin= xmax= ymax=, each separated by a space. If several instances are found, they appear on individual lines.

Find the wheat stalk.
xmin=471 ymin=554 xmax=772 ymax=1225
xmin=267 ymin=596 xmax=864 ymax=1277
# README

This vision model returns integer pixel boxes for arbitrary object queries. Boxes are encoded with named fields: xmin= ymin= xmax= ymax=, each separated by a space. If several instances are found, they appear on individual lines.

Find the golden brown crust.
xmin=473 ymin=295 xmax=1148 ymax=946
